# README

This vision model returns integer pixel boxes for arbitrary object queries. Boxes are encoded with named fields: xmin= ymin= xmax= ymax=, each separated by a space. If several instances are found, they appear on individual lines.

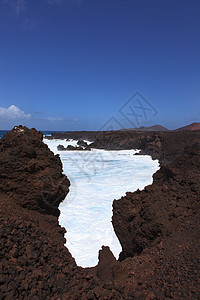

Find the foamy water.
xmin=44 ymin=139 xmax=159 ymax=267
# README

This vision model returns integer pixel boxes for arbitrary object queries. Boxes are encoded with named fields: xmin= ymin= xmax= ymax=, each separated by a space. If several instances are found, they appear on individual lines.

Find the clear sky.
xmin=0 ymin=0 xmax=199 ymax=130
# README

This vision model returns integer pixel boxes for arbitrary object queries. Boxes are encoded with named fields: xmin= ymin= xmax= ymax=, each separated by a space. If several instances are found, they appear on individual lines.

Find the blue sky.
xmin=0 ymin=0 xmax=199 ymax=130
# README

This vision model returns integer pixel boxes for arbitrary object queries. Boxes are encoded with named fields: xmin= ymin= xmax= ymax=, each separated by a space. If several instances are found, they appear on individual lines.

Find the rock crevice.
xmin=0 ymin=126 xmax=199 ymax=299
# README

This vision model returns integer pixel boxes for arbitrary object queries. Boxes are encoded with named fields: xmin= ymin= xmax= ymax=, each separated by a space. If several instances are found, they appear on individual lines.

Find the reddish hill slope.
xmin=176 ymin=122 xmax=200 ymax=131
xmin=120 ymin=124 xmax=169 ymax=132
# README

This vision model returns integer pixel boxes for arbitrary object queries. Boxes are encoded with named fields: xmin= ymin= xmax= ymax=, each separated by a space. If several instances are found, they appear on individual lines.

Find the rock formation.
xmin=57 ymin=144 xmax=91 ymax=151
xmin=0 ymin=125 xmax=200 ymax=299
xmin=113 ymin=145 xmax=200 ymax=259
xmin=0 ymin=125 xmax=69 ymax=217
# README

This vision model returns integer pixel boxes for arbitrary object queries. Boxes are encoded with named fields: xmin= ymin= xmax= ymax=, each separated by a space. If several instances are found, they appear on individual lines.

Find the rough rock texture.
xmin=90 ymin=130 xmax=200 ymax=164
xmin=111 ymin=144 xmax=200 ymax=299
xmin=46 ymin=129 xmax=200 ymax=164
xmin=1 ymin=126 xmax=200 ymax=299
xmin=0 ymin=126 xmax=120 ymax=299
xmin=0 ymin=126 xmax=69 ymax=217
xmin=113 ymin=145 xmax=200 ymax=259
xmin=57 ymin=144 xmax=91 ymax=151
xmin=77 ymin=140 xmax=89 ymax=147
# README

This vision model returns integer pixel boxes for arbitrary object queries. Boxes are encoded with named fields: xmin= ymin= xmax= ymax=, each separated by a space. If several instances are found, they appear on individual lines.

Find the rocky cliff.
xmin=0 ymin=125 xmax=69 ymax=217
xmin=47 ymin=129 xmax=200 ymax=164
xmin=0 ymin=126 xmax=121 ymax=299
xmin=0 ymin=126 xmax=199 ymax=299
xmin=113 ymin=145 xmax=200 ymax=260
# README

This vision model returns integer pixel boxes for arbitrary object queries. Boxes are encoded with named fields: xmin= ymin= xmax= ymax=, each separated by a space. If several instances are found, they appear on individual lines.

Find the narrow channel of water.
xmin=44 ymin=139 xmax=159 ymax=267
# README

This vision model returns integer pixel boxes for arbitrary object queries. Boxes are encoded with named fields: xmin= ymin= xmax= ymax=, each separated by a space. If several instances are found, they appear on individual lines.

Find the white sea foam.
xmin=44 ymin=138 xmax=159 ymax=267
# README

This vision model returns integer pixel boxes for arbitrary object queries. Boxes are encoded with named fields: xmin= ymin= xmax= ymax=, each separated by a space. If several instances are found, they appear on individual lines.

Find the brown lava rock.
xmin=0 ymin=126 xmax=200 ymax=299
xmin=112 ymin=146 xmax=200 ymax=260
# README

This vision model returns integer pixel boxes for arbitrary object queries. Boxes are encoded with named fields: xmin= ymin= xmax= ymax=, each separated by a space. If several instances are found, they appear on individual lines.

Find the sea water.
xmin=44 ymin=138 xmax=159 ymax=267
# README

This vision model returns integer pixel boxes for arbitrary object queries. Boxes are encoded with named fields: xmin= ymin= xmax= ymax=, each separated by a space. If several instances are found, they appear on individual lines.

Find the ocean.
xmin=44 ymin=138 xmax=159 ymax=267
xmin=0 ymin=130 xmax=63 ymax=139
xmin=0 ymin=130 xmax=9 ymax=138
xmin=1 ymin=129 xmax=159 ymax=267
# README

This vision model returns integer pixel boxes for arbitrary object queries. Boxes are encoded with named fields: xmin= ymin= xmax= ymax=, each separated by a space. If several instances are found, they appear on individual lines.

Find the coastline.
xmin=0 ymin=126 xmax=199 ymax=299
xmin=44 ymin=137 xmax=159 ymax=267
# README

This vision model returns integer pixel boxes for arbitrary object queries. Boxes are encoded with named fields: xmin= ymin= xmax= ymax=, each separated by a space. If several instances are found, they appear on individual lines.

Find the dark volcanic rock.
xmin=1 ymin=125 xmax=200 ymax=299
xmin=113 ymin=145 xmax=200 ymax=259
xmin=57 ymin=144 xmax=91 ymax=151
xmin=77 ymin=139 xmax=88 ymax=147
xmin=48 ymin=129 xmax=200 ymax=164
xmin=57 ymin=144 xmax=65 ymax=151
xmin=0 ymin=126 xmax=120 ymax=299
xmin=0 ymin=126 xmax=69 ymax=217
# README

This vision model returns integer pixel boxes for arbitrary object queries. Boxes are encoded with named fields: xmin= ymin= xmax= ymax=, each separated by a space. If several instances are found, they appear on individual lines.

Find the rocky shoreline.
xmin=46 ymin=129 xmax=200 ymax=164
xmin=0 ymin=126 xmax=200 ymax=299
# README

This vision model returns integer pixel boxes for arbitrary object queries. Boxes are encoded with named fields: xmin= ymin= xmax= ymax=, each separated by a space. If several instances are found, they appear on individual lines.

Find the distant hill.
xmin=120 ymin=124 xmax=169 ymax=132
xmin=175 ymin=122 xmax=200 ymax=132
xmin=138 ymin=125 xmax=169 ymax=131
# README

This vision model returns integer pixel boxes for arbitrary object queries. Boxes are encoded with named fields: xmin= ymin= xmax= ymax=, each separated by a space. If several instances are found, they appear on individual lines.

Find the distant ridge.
xmin=175 ymin=122 xmax=200 ymax=132
xmin=120 ymin=124 xmax=169 ymax=132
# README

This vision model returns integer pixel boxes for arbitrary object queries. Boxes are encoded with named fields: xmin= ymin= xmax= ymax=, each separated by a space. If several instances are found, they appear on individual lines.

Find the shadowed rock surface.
xmin=0 ymin=126 xmax=69 ymax=217
xmin=47 ymin=129 xmax=200 ymax=164
xmin=0 ymin=126 xmax=120 ymax=299
xmin=0 ymin=126 xmax=200 ymax=299
xmin=113 ymin=146 xmax=200 ymax=260
xmin=57 ymin=144 xmax=91 ymax=151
